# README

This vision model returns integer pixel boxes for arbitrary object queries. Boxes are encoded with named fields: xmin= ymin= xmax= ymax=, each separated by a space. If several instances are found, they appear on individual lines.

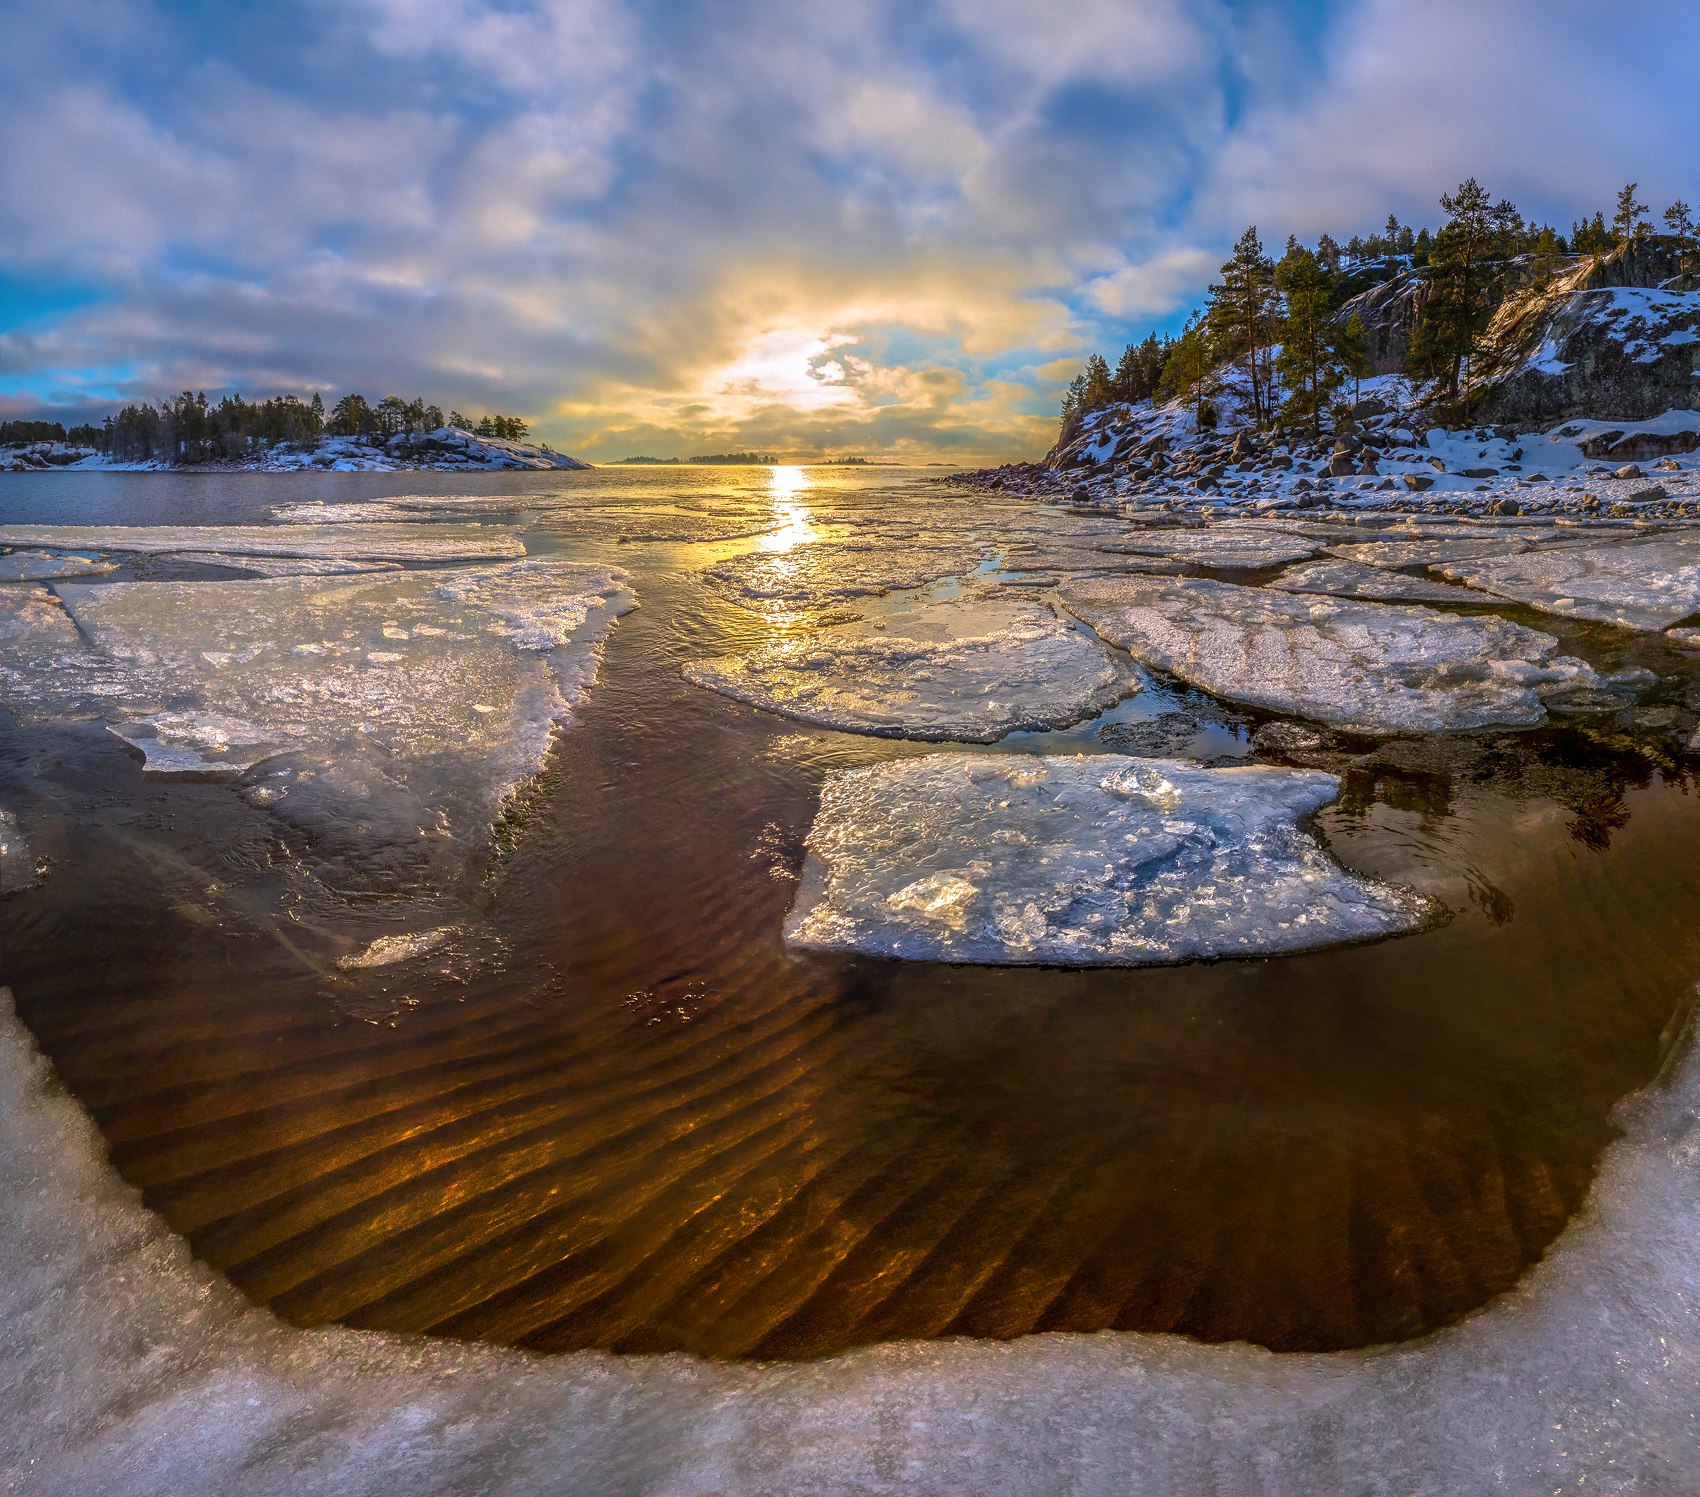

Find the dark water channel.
xmin=1 ymin=467 xmax=1697 ymax=1360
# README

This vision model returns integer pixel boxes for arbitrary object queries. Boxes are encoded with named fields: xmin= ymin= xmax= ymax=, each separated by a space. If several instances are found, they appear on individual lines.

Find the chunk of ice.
xmin=1061 ymin=575 xmax=1599 ymax=733
xmin=1102 ymin=526 xmax=1324 ymax=568
xmin=1437 ymin=535 xmax=1700 ymax=631
xmin=163 ymin=553 xmax=402 ymax=577
xmin=685 ymin=599 xmax=1133 ymax=742
xmin=785 ymin=754 xmax=1431 ymax=964
xmin=0 ymin=550 xmax=116 ymax=582
xmin=106 ymin=711 xmax=296 ymax=780
xmin=0 ymin=524 xmax=525 ymax=564
xmin=1270 ymin=558 xmax=1489 ymax=605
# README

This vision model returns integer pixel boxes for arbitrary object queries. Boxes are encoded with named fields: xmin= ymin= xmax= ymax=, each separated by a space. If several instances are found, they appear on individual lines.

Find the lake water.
xmin=1 ymin=465 xmax=1697 ymax=1361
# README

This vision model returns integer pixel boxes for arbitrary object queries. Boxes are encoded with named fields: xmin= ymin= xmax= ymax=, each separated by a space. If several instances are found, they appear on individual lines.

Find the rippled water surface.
xmin=2 ymin=465 xmax=1697 ymax=1360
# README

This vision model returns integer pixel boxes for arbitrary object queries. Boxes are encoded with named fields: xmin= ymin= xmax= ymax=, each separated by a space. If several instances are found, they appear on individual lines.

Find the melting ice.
xmin=784 ymin=753 xmax=1431 ymax=964
xmin=1061 ymin=575 xmax=1601 ymax=734
xmin=685 ymin=598 xmax=1133 ymax=741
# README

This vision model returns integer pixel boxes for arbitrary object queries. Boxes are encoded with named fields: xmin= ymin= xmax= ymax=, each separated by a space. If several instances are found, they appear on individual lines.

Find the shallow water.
xmin=1 ymin=466 xmax=1697 ymax=1363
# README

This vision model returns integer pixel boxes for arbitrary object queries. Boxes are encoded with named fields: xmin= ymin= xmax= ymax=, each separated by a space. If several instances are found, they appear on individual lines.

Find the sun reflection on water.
xmin=759 ymin=465 xmax=816 ymax=555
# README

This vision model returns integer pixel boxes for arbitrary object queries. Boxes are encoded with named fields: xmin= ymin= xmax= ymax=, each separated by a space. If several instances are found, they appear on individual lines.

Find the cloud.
xmin=4 ymin=0 xmax=1688 ymax=461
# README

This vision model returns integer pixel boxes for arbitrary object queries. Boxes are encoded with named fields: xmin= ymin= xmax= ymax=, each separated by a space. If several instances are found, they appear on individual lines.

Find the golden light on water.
xmin=759 ymin=464 xmax=816 ymax=555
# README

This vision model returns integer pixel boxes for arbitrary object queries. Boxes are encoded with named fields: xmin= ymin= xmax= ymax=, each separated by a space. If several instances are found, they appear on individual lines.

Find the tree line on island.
xmin=0 ymin=390 xmax=537 ymax=464
xmin=1061 ymin=181 xmax=1700 ymax=442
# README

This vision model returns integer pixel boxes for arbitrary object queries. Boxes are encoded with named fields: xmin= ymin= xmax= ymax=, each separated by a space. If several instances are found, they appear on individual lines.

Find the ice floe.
xmin=163 ymin=552 xmax=403 ymax=577
xmin=105 ymin=711 xmax=296 ymax=780
xmin=0 ymin=524 xmax=525 ymax=564
xmin=1269 ymin=558 xmax=1489 ymax=605
xmin=0 ymin=550 xmax=117 ymax=582
xmin=1061 ymin=575 xmax=1599 ymax=733
xmin=0 ymin=562 xmax=632 ymax=961
xmin=685 ymin=599 xmax=1133 ymax=741
xmin=1436 ymin=534 xmax=1700 ymax=631
xmin=1101 ymin=526 xmax=1325 ymax=569
xmin=784 ymin=754 xmax=1430 ymax=964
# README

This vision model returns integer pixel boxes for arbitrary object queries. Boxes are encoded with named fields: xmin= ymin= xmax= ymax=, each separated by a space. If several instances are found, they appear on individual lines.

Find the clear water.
xmin=1 ymin=465 xmax=1697 ymax=1361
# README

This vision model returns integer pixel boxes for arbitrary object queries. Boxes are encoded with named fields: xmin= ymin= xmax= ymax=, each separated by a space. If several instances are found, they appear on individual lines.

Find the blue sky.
xmin=1 ymin=0 xmax=1695 ymax=460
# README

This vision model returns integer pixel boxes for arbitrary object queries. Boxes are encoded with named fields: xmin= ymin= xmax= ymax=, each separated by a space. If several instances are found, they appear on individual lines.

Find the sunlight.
xmin=759 ymin=464 xmax=817 ymax=554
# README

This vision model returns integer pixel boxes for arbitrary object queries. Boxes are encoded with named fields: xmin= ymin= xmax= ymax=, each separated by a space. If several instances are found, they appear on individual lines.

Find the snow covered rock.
xmin=685 ymin=598 xmax=1133 ymax=741
xmin=785 ymin=754 xmax=1431 ymax=965
xmin=1061 ymin=575 xmax=1599 ymax=733
xmin=1437 ymin=534 xmax=1700 ymax=631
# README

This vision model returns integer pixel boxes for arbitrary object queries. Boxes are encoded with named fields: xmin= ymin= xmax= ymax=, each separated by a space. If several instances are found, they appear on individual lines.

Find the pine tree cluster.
xmin=1059 ymin=179 xmax=1700 ymax=441
xmin=4 ymin=391 xmax=534 ymax=464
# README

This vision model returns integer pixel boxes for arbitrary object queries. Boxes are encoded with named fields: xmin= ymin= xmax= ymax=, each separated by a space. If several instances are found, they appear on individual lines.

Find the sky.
xmin=0 ymin=0 xmax=1696 ymax=463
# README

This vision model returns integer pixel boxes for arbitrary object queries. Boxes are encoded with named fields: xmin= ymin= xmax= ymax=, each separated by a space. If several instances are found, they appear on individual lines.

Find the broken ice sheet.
xmin=1270 ymin=557 xmax=1489 ymax=605
xmin=685 ymin=598 xmax=1134 ymax=741
xmin=1061 ymin=575 xmax=1599 ymax=734
xmin=21 ymin=561 xmax=633 ymax=965
xmin=1436 ymin=534 xmax=1700 ymax=631
xmin=164 ymin=553 xmax=402 ymax=578
xmin=0 ymin=550 xmax=117 ymax=582
xmin=106 ymin=711 xmax=295 ymax=780
xmin=0 ymin=523 xmax=525 ymax=564
xmin=785 ymin=754 xmax=1431 ymax=965
xmin=1100 ymin=525 xmax=1325 ymax=569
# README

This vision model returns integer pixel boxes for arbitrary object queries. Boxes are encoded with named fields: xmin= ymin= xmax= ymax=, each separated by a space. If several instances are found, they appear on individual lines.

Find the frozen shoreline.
xmin=2 ymin=979 xmax=1696 ymax=1495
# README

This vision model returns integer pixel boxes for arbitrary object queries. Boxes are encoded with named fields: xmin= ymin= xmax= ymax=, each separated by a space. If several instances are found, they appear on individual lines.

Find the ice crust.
xmin=0 ymin=523 xmax=525 ymax=563
xmin=1269 ymin=557 xmax=1489 ymax=605
xmin=106 ymin=711 xmax=297 ymax=779
xmin=1061 ymin=575 xmax=1599 ymax=733
xmin=784 ymin=754 xmax=1429 ymax=964
xmin=1437 ymin=535 xmax=1700 ymax=631
xmin=684 ymin=599 xmax=1133 ymax=741
xmin=0 ymin=549 xmax=117 ymax=582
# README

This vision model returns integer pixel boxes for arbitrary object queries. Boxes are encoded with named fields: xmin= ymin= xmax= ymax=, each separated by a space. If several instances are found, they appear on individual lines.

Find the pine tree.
xmin=1159 ymin=319 xmax=1216 ymax=425
xmin=1206 ymin=226 xmax=1279 ymax=428
xmin=1274 ymin=244 xmax=1345 ymax=440
xmin=1613 ymin=183 xmax=1649 ymax=246
xmin=1337 ymin=312 xmax=1370 ymax=405
xmin=1081 ymin=354 xmax=1113 ymax=410
xmin=1409 ymin=178 xmax=1504 ymax=401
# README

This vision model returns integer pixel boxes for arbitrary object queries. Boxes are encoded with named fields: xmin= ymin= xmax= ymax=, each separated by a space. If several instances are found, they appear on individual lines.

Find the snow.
xmin=0 ymin=524 xmax=525 ymax=564
xmin=0 ymin=550 xmax=117 ymax=582
xmin=1438 ymin=535 xmax=1700 ymax=631
xmin=1269 ymin=558 xmax=1488 ymax=604
xmin=684 ymin=598 xmax=1133 ymax=742
xmin=1060 ymin=575 xmax=1600 ymax=733
xmin=785 ymin=754 xmax=1431 ymax=965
